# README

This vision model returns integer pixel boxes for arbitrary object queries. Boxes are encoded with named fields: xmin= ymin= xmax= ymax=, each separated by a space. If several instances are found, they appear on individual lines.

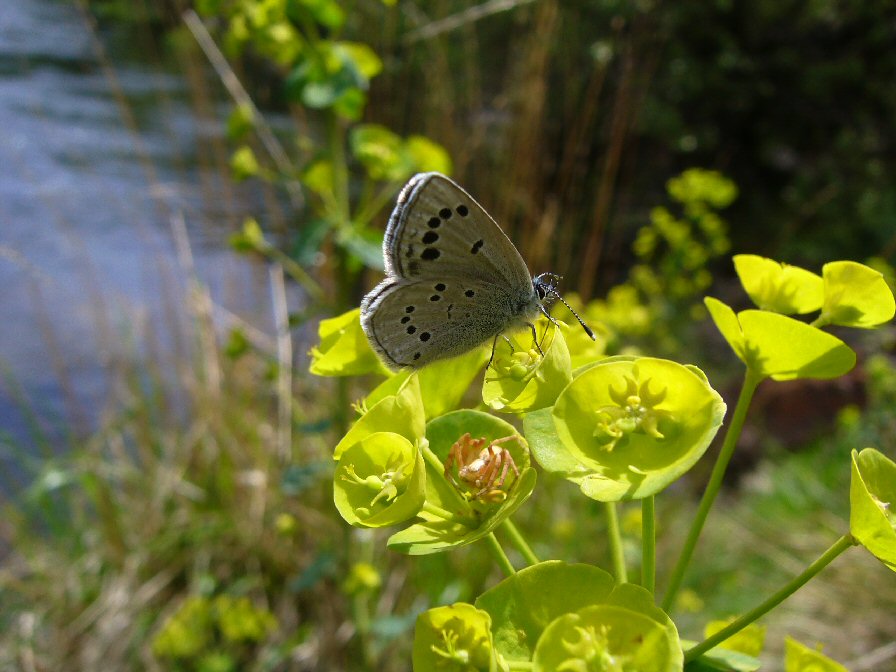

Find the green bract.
xmin=849 ymin=448 xmax=896 ymax=572
xmin=333 ymin=431 xmax=425 ymax=527
xmin=387 ymin=410 xmax=535 ymax=555
xmin=529 ymin=357 xmax=725 ymax=501
xmin=704 ymin=298 xmax=856 ymax=381
xmin=563 ymin=317 xmax=608 ymax=370
xmin=309 ymin=308 xmax=390 ymax=377
xmin=784 ymin=637 xmax=847 ymax=672
xmin=818 ymin=260 xmax=896 ymax=328
xmin=366 ymin=346 xmax=488 ymax=419
xmin=412 ymin=604 xmax=503 ymax=672
xmin=333 ymin=374 xmax=425 ymax=460
xmin=474 ymin=561 xmax=681 ymax=670
xmin=482 ymin=320 xmax=573 ymax=413
xmin=533 ymin=605 xmax=673 ymax=672
xmin=733 ymin=254 xmax=823 ymax=314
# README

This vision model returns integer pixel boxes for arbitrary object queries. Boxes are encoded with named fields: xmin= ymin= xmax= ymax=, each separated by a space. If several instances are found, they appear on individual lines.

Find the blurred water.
xmin=0 ymin=1 xmax=289 ymax=477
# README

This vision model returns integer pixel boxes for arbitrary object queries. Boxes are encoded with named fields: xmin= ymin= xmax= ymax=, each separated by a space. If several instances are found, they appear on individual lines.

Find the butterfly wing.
xmin=361 ymin=276 xmax=519 ymax=368
xmin=383 ymin=173 xmax=533 ymax=290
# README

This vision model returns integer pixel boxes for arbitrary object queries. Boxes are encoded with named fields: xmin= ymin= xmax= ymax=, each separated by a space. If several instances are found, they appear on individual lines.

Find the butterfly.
xmin=360 ymin=172 xmax=594 ymax=369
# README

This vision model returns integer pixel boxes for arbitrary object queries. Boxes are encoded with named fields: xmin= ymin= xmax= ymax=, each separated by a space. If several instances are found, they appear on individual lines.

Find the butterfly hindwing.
xmin=383 ymin=173 xmax=533 ymax=290
xmin=361 ymin=276 xmax=519 ymax=368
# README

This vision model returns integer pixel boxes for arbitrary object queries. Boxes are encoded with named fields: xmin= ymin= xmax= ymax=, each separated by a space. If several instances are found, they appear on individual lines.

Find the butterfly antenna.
xmin=549 ymin=289 xmax=596 ymax=341
xmin=534 ymin=273 xmax=596 ymax=341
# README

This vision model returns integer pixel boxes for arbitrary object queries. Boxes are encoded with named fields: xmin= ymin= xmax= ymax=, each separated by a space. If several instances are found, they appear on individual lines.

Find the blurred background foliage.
xmin=2 ymin=0 xmax=895 ymax=670
xmin=100 ymin=0 xmax=896 ymax=299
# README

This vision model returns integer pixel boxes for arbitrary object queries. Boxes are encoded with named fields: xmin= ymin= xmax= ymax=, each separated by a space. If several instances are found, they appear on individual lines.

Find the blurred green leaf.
xmin=226 ymin=103 xmax=254 ymax=141
xmin=784 ymin=637 xmax=848 ymax=672
xmin=230 ymin=145 xmax=260 ymax=180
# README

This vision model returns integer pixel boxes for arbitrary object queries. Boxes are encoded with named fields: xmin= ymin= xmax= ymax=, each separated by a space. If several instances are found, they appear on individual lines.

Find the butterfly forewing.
xmin=361 ymin=277 xmax=519 ymax=368
xmin=384 ymin=173 xmax=533 ymax=289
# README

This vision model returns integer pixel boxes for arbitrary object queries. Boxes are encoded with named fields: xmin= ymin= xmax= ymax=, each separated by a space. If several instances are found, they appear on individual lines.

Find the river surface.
xmin=0 ymin=0 xmax=295 ymax=484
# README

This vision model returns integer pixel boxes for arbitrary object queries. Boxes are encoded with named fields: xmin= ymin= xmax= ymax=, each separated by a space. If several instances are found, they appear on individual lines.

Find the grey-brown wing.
xmin=360 ymin=276 xmax=518 ymax=369
xmin=382 ymin=173 xmax=533 ymax=292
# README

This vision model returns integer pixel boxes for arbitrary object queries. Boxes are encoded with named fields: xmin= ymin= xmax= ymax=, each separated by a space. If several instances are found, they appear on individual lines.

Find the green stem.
xmin=642 ymin=496 xmax=656 ymax=593
xmin=501 ymin=520 xmax=540 ymax=566
xmin=421 ymin=442 xmax=447 ymax=475
xmin=420 ymin=502 xmax=478 ymax=527
xmin=684 ymin=534 xmax=857 ymax=662
xmin=485 ymin=533 xmax=516 ymax=576
xmin=604 ymin=502 xmax=627 ymax=584
xmin=662 ymin=369 xmax=763 ymax=611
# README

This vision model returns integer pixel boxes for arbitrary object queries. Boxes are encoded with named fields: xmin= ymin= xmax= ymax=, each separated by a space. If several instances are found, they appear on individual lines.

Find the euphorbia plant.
xmin=311 ymin=255 xmax=895 ymax=670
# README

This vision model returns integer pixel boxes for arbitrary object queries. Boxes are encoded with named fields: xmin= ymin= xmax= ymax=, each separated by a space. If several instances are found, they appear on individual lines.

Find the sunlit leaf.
xmin=704 ymin=298 xmax=856 ymax=381
xmin=309 ymin=307 xmax=391 ymax=378
xmin=820 ymin=260 xmax=896 ymax=328
xmin=733 ymin=254 xmax=823 ymax=314
xmin=849 ymin=447 xmax=896 ymax=572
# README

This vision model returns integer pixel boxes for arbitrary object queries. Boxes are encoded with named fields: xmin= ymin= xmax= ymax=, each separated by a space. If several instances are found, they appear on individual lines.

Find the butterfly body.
xmin=361 ymin=173 xmax=590 ymax=370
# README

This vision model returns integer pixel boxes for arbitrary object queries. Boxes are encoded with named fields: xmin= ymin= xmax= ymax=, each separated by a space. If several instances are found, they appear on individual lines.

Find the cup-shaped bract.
xmin=849 ymin=448 xmax=896 ymax=572
xmin=387 ymin=410 xmax=535 ymax=555
xmin=334 ymin=431 xmax=426 ymax=527
xmin=412 ymin=604 xmax=503 ymax=672
xmin=819 ymin=260 xmax=896 ymax=328
xmin=309 ymin=307 xmax=391 ymax=377
xmin=474 ymin=561 xmax=681 ymax=670
xmin=533 ymin=605 xmax=677 ymax=672
xmin=704 ymin=297 xmax=856 ymax=381
xmin=333 ymin=373 xmax=426 ymax=461
xmin=366 ymin=346 xmax=488 ymax=419
xmin=483 ymin=319 xmax=573 ymax=414
xmin=784 ymin=637 xmax=847 ymax=672
xmin=546 ymin=357 xmax=725 ymax=501
xmin=733 ymin=254 xmax=823 ymax=315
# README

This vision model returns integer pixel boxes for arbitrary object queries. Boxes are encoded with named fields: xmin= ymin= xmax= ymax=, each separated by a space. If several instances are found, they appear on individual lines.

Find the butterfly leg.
xmin=487 ymin=334 xmax=516 ymax=369
xmin=527 ymin=322 xmax=545 ymax=357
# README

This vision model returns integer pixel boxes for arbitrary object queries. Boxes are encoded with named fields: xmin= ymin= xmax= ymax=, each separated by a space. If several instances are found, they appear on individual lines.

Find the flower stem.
xmin=420 ymin=502 xmax=477 ymax=527
xmin=501 ymin=520 xmax=540 ymax=566
xmin=684 ymin=534 xmax=857 ymax=662
xmin=662 ymin=368 xmax=763 ymax=611
xmin=642 ymin=495 xmax=656 ymax=594
xmin=604 ymin=502 xmax=627 ymax=584
xmin=485 ymin=532 xmax=516 ymax=576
